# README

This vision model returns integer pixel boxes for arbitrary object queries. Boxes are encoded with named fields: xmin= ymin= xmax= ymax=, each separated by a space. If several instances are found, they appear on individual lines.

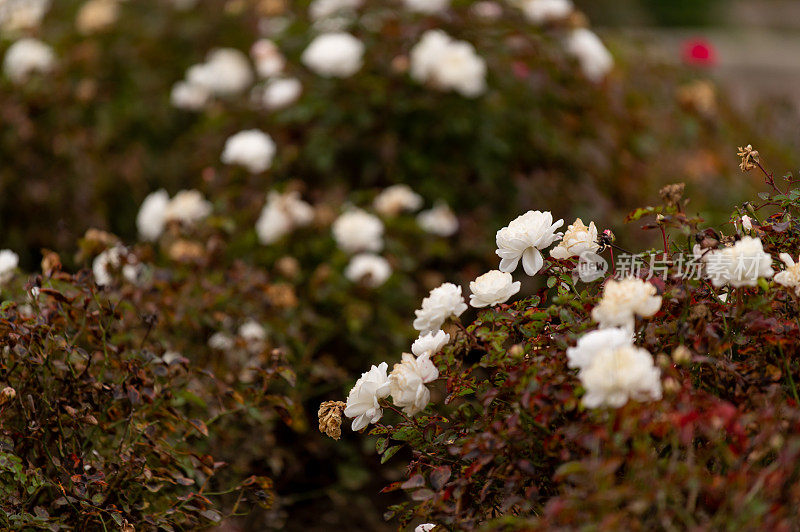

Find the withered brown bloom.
xmin=318 ymin=401 xmax=346 ymax=440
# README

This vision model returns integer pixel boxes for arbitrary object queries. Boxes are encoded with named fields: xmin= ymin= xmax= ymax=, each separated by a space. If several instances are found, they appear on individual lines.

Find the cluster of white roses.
xmin=135 ymin=189 xmax=213 ymax=242
xmin=409 ymin=30 xmax=488 ymax=98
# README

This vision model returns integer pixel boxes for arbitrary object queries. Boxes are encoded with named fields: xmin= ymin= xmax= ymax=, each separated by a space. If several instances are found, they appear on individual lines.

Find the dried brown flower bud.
xmin=658 ymin=183 xmax=685 ymax=208
xmin=41 ymin=250 xmax=62 ymax=276
xmin=275 ymin=256 xmax=301 ymax=279
xmin=0 ymin=387 xmax=16 ymax=406
xmin=737 ymin=145 xmax=759 ymax=172
xmin=168 ymin=240 xmax=205 ymax=262
xmin=318 ymin=401 xmax=346 ymax=440
xmin=266 ymin=283 xmax=298 ymax=309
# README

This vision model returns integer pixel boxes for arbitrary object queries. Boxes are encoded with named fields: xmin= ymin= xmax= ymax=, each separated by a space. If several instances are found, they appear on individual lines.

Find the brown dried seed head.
xmin=737 ymin=145 xmax=759 ymax=172
xmin=318 ymin=401 xmax=346 ymax=440
xmin=658 ymin=183 xmax=685 ymax=208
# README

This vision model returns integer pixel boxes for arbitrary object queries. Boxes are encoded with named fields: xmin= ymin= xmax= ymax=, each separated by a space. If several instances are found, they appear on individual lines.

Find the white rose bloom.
xmin=413 ymin=282 xmax=468 ymax=334
xmin=591 ymin=277 xmax=662 ymax=331
xmin=345 ymin=253 xmax=392 ymax=287
xmin=261 ymin=77 xmax=302 ymax=110
xmin=564 ymin=28 xmax=613 ymax=83
xmin=550 ymin=218 xmax=599 ymax=260
xmin=0 ymin=250 xmax=19 ymax=285
xmin=250 ymin=39 xmax=285 ymax=78
xmin=389 ymin=352 xmax=438 ymax=416
xmin=136 ymin=189 xmax=170 ymax=242
xmin=404 ymin=0 xmax=449 ymax=14
xmin=411 ymin=330 xmax=450 ymax=357
xmin=301 ymin=32 xmax=364 ymax=78
xmin=3 ymin=38 xmax=55 ymax=83
xmin=774 ymin=253 xmax=800 ymax=296
xmin=496 ymin=210 xmax=564 ymax=276
xmin=164 ymin=189 xmax=212 ymax=225
xmin=186 ymin=48 xmax=253 ymax=97
xmin=208 ymin=332 xmax=235 ymax=351
xmin=566 ymin=327 xmax=632 ymax=370
xmin=469 ymin=270 xmax=521 ymax=308
xmin=410 ymin=30 xmax=487 ymax=97
xmin=518 ymin=0 xmax=573 ymax=24
xmin=221 ymin=129 xmax=277 ymax=173
xmin=93 ymin=247 xmax=125 ymax=287
xmin=309 ymin=0 xmax=362 ymax=21
xmin=344 ymin=362 xmax=391 ymax=431
xmin=417 ymin=202 xmax=458 ymax=237
xmin=1 ymin=0 xmax=50 ymax=32
xmin=170 ymin=80 xmax=210 ymax=111
xmin=373 ymin=184 xmax=423 ymax=216
xmin=332 ymin=208 xmax=384 ymax=253
xmin=579 ymin=344 xmax=662 ymax=408
xmin=256 ymin=190 xmax=314 ymax=245
xmin=704 ymin=236 xmax=774 ymax=288
xmin=238 ymin=320 xmax=267 ymax=353
xmin=740 ymin=215 xmax=753 ymax=233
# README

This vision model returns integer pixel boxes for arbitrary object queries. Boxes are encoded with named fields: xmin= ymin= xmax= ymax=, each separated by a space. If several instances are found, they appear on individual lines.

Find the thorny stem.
xmin=755 ymin=160 xmax=785 ymax=195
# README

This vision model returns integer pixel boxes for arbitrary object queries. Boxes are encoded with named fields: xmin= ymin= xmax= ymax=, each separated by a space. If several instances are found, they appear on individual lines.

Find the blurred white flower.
xmin=309 ymin=0 xmax=362 ymax=21
xmin=250 ymin=39 xmax=285 ymax=78
xmin=170 ymin=80 xmax=210 ymax=111
xmin=591 ymin=277 xmax=662 ymax=331
xmin=410 ymin=30 xmax=487 ymax=97
xmin=238 ymin=320 xmax=267 ymax=352
xmin=136 ymin=189 xmax=170 ymax=242
xmin=579 ymin=344 xmax=662 ymax=408
xmin=704 ymin=236 xmax=774 ymax=288
xmin=389 ymin=352 xmax=438 ymax=416
xmin=413 ymin=282 xmax=468 ymax=334
xmin=741 ymin=215 xmax=753 ymax=233
xmin=345 ymin=253 xmax=392 ymax=287
xmin=496 ymin=210 xmax=564 ymax=276
xmin=0 ymin=250 xmax=19 ymax=285
xmin=774 ymin=253 xmax=800 ymax=296
xmin=256 ymin=190 xmax=314 ymax=245
xmin=222 ymin=129 xmax=276 ymax=173
xmin=76 ymin=0 xmax=119 ymax=34
xmin=415 ymin=525 xmax=436 ymax=532
xmin=208 ymin=332 xmax=235 ymax=351
xmin=93 ymin=247 xmax=125 ymax=287
xmin=404 ymin=0 xmax=449 ymax=14
xmin=417 ymin=202 xmax=458 ymax=237
xmin=518 ymin=0 xmax=573 ymax=24
xmin=470 ymin=1 xmax=503 ymax=20
xmin=411 ymin=330 xmax=450 ymax=357
xmin=164 ymin=190 xmax=213 ymax=226
xmin=564 ymin=28 xmax=613 ymax=83
xmin=566 ymin=327 xmax=632 ymax=370
xmin=332 ymin=208 xmax=384 ymax=253
xmin=302 ymin=32 xmax=364 ymax=78
xmin=344 ymin=362 xmax=391 ymax=431
xmin=3 ymin=38 xmax=55 ymax=83
xmin=0 ymin=0 xmax=50 ymax=32
xmin=261 ymin=77 xmax=302 ymax=110
xmin=373 ymin=184 xmax=423 ymax=216
xmin=186 ymin=48 xmax=253 ymax=97
xmin=550 ymin=218 xmax=599 ymax=260
xmin=469 ymin=270 xmax=521 ymax=308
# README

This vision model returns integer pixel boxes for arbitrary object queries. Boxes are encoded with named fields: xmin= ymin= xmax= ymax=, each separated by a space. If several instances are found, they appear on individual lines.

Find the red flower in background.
xmin=682 ymin=38 xmax=717 ymax=67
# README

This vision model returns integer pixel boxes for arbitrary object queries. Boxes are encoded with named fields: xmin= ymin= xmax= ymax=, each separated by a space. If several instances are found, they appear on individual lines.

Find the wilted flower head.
xmin=344 ymin=362 xmax=391 ymax=431
xmin=413 ymin=282 xmax=468 ymax=334
xmin=256 ymin=190 xmax=314 ymax=245
xmin=566 ymin=327 xmax=633 ymax=370
xmin=186 ymin=48 xmax=253 ymax=97
xmin=579 ymin=344 xmax=662 ymax=408
xmin=411 ymin=330 xmax=450 ymax=357
xmin=170 ymin=80 xmax=210 ymax=111
xmin=774 ymin=253 xmax=800 ymax=296
xmin=564 ymin=28 xmax=613 ymax=83
xmin=76 ymin=0 xmax=119 ymax=34
xmin=404 ymin=0 xmax=449 ymax=14
xmin=737 ymin=144 xmax=759 ymax=172
xmin=164 ymin=190 xmax=212 ymax=226
xmin=496 ymin=210 xmax=564 ymax=276
xmin=704 ymin=236 xmax=774 ymax=288
xmin=250 ymin=38 xmax=285 ymax=78
xmin=344 ymin=253 xmax=392 ymax=287
xmin=0 ymin=249 xmax=19 ymax=285
xmin=469 ymin=270 xmax=521 ymax=308
xmin=0 ymin=0 xmax=50 ymax=32
xmin=260 ymin=77 xmax=302 ymax=110
xmin=389 ymin=353 xmax=438 ymax=416
xmin=591 ymin=277 xmax=662 ymax=331
xmin=410 ymin=30 xmax=487 ymax=97
xmin=518 ymin=0 xmax=573 ymax=24
xmin=417 ymin=202 xmax=458 ymax=237
xmin=93 ymin=247 xmax=126 ymax=287
xmin=318 ymin=401 xmax=346 ymax=440
xmin=550 ymin=218 xmax=599 ymax=260
xmin=374 ymin=184 xmax=423 ymax=216
xmin=332 ymin=208 xmax=384 ymax=253
xmin=136 ymin=189 xmax=170 ymax=242
xmin=302 ymin=32 xmax=364 ymax=78
xmin=3 ymin=38 xmax=55 ymax=83
xmin=222 ymin=129 xmax=277 ymax=173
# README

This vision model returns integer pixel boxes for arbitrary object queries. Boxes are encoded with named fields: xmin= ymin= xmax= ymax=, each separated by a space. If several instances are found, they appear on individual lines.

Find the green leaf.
xmin=381 ymin=445 xmax=402 ymax=464
xmin=375 ymin=437 xmax=389 ymax=455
